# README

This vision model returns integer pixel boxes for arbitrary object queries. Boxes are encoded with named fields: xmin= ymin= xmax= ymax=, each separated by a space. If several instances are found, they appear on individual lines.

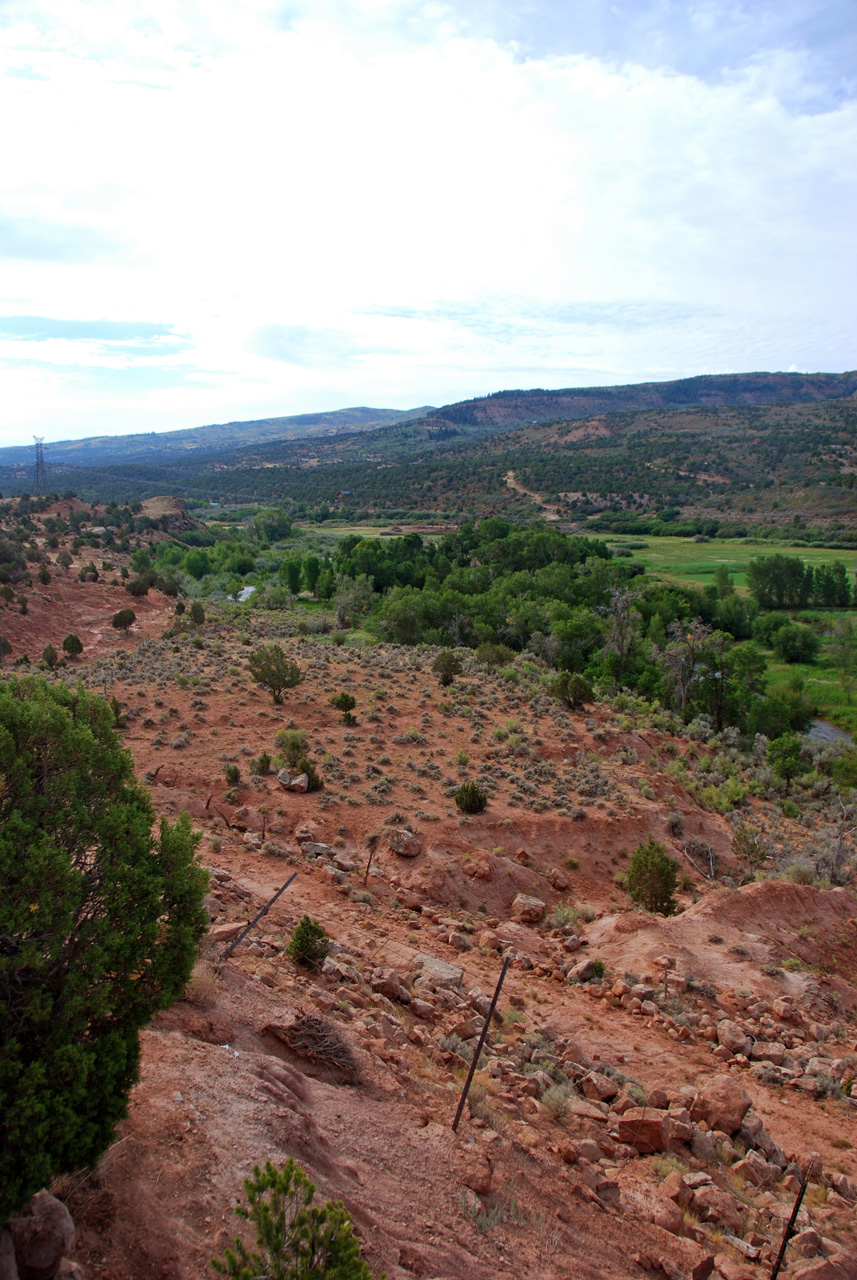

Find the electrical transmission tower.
xmin=31 ymin=436 xmax=48 ymax=494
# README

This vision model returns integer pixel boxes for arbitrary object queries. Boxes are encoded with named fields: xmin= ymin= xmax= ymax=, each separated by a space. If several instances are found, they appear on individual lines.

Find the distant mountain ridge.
xmin=0 ymin=405 xmax=432 ymax=469
xmin=426 ymin=371 xmax=857 ymax=429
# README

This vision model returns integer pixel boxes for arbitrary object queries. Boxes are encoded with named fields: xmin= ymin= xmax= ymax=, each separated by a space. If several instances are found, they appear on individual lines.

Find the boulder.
xmin=322 ymin=956 xmax=361 ymax=984
xmin=460 ymin=1155 xmax=493 ymax=1195
xmin=717 ymin=1019 xmax=752 ymax=1057
xmin=791 ymin=1257 xmax=857 ymax=1280
xmin=8 ymin=1193 xmax=74 ymax=1280
xmin=371 ymin=969 xmax=412 ymax=1003
xmin=302 ymin=842 xmax=335 ymax=858
xmin=0 ymin=1228 xmax=18 ymax=1280
xmin=277 ymin=769 xmax=309 ymax=792
xmin=569 ymin=957 xmax=599 ymax=984
xmin=582 ymin=1071 xmax=619 ymax=1102
xmin=209 ymin=921 xmax=246 ymax=943
xmin=661 ymin=1171 xmax=693 ymax=1208
xmin=690 ymin=1074 xmax=751 ymax=1135
xmin=388 ymin=829 xmax=422 ymax=857
xmin=477 ymin=929 xmax=502 ymax=950
xmin=510 ymin=894 xmax=546 ymax=924
xmin=693 ymin=1186 xmax=745 ymax=1234
xmin=411 ymin=953 xmax=464 ymax=990
xmin=614 ymin=1107 xmax=670 ymax=1153
xmin=751 ymin=1040 xmax=786 ymax=1065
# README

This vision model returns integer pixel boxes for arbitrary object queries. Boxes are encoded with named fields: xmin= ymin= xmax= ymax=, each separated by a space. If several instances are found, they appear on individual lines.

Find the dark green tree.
xmin=112 ymin=608 xmax=136 ymax=632
xmin=287 ymin=916 xmax=329 ymax=970
xmin=61 ymin=633 xmax=83 ymax=658
xmin=41 ymin=642 xmax=58 ymax=669
xmin=431 ymin=651 xmax=463 ymax=687
xmin=626 ymin=837 xmax=678 ymax=915
xmin=0 ymin=677 xmax=208 ymax=1220
xmin=549 ymin=671 xmax=593 ymax=711
xmin=189 ymin=601 xmax=205 ymax=626
xmin=454 ymin=781 xmax=488 ymax=814
xmin=330 ymin=692 xmax=357 ymax=725
xmin=212 ymin=1158 xmax=375 ymax=1279
xmin=247 ymin=646 xmax=303 ymax=704
xmin=767 ymin=732 xmax=804 ymax=793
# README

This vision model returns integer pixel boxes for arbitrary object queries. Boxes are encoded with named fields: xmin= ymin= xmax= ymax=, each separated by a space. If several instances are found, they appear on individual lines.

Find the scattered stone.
xmin=750 ymin=1040 xmax=786 ymax=1065
xmin=0 ymin=1229 xmax=18 ymax=1280
xmin=690 ymin=1075 xmax=751 ymax=1136
xmin=388 ymin=829 xmax=422 ymax=857
xmin=614 ymin=1107 xmax=670 ymax=1153
xmin=209 ymin=921 xmax=246 ymax=943
xmin=510 ymin=894 xmax=546 ymax=924
xmin=582 ymin=1071 xmax=619 ymax=1102
xmin=8 ymin=1193 xmax=74 ymax=1280
xmin=411 ymin=954 xmax=464 ymax=990
xmin=277 ymin=770 xmax=309 ymax=792
xmin=322 ymin=956 xmax=361 ymax=984
xmin=661 ymin=1171 xmax=693 ymax=1208
xmin=716 ymin=1020 xmax=751 ymax=1057
xmin=569 ymin=958 xmax=599 ymax=983
xmin=371 ymin=969 xmax=412 ymax=1003
xmin=459 ymin=1155 xmax=493 ymax=1195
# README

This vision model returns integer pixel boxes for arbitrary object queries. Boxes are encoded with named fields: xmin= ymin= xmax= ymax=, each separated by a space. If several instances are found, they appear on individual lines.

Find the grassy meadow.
xmin=605 ymin=534 xmax=857 ymax=594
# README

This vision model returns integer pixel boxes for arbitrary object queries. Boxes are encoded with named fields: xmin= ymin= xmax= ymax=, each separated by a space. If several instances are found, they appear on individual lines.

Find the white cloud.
xmin=0 ymin=0 xmax=854 ymax=443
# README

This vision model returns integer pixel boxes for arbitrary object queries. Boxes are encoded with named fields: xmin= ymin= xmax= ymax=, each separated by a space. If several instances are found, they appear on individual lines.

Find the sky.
xmin=0 ymin=0 xmax=855 ymax=447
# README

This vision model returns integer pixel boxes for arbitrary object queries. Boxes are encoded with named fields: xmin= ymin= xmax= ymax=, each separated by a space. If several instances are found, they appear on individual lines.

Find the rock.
xmin=293 ymin=823 xmax=316 ymax=842
xmin=332 ymin=853 xmax=359 ymax=871
xmin=450 ymin=1015 xmax=483 ymax=1040
xmin=411 ymin=954 xmax=464 ymax=990
xmin=576 ymin=1139 xmax=602 ymax=1162
xmin=714 ymin=1256 xmax=752 ymax=1280
xmin=209 ymin=921 xmax=246 ymax=943
xmin=717 ymin=1019 xmax=752 ymax=1056
xmin=792 ymin=1228 xmax=824 ymax=1258
xmin=387 ymin=828 xmax=422 ymax=857
xmin=460 ymin=1155 xmax=493 ymax=1195
xmin=562 ymin=933 xmax=581 ymax=952
xmin=661 ymin=1171 xmax=693 ymax=1208
xmin=732 ymin=1158 xmax=771 ymax=1187
xmin=692 ymin=1128 xmax=717 ymax=1163
xmin=569 ymin=957 xmax=598 ymax=983
xmin=751 ymin=1040 xmax=786 ymax=1065
xmin=410 ymin=998 xmax=435 ymax=1020
xmin=582 ymin=1071 xmax=619 ymax=1102
xmin=9 ymin=1193 xmax=74 ymax=1280
xmin=55 ymin=1265 xmax=83 ymax=1280
xmin=653 ymin=1198 xmax=685 ymax=1235
xmin=614 ymin=1107 xmax=670 ymax=1153
xmin=0 ymin=1229 xmax=19 ymax=1280
xmin=477 ymin=929 xmax=502 ymax=950
xmin=648 ymin=1087 xmax=669 ymax=1109
xmin=693 ymin=1186 xmax=745 ymax=1233
xmin=690 ymin=1075 xmax=751 ymax=1136
xmin=322 ymin=956 xmax=361 ymax=984
xmin=302 ymin=841 xmax=335 ymax=858
xmin=560 ymin=1141 xmax=580 ymax=1164
xmin=548 ymin=868 xmax=569 ymax=890
xmin=371 ymin=969 xmax=412 ymax=1003
xmin=792 ymin=1258 xmax=857 ymax=1280
xmin=277 ymin=769 xmax=309 ymax=792
xmin=690 ymin=1259 xmax=716 ymax=1280
xmin=510 ymin=894 xmax=546 ymax=924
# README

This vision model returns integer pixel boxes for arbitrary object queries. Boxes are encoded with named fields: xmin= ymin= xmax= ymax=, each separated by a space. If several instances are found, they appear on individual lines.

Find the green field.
xmin=605 ymin=535 xmax=857 ymax=595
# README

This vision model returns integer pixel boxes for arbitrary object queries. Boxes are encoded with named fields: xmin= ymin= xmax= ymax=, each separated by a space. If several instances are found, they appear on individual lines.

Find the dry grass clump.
xmin=269 ymin=1011 xmax=360 ymax=1083
xmin=183 ymin=960 xmax=220 ymax=1007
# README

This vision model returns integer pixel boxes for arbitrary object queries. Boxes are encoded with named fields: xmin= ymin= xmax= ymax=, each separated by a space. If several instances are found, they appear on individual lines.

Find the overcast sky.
xmin=0 ymin=0 xmax=855 ymax=446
